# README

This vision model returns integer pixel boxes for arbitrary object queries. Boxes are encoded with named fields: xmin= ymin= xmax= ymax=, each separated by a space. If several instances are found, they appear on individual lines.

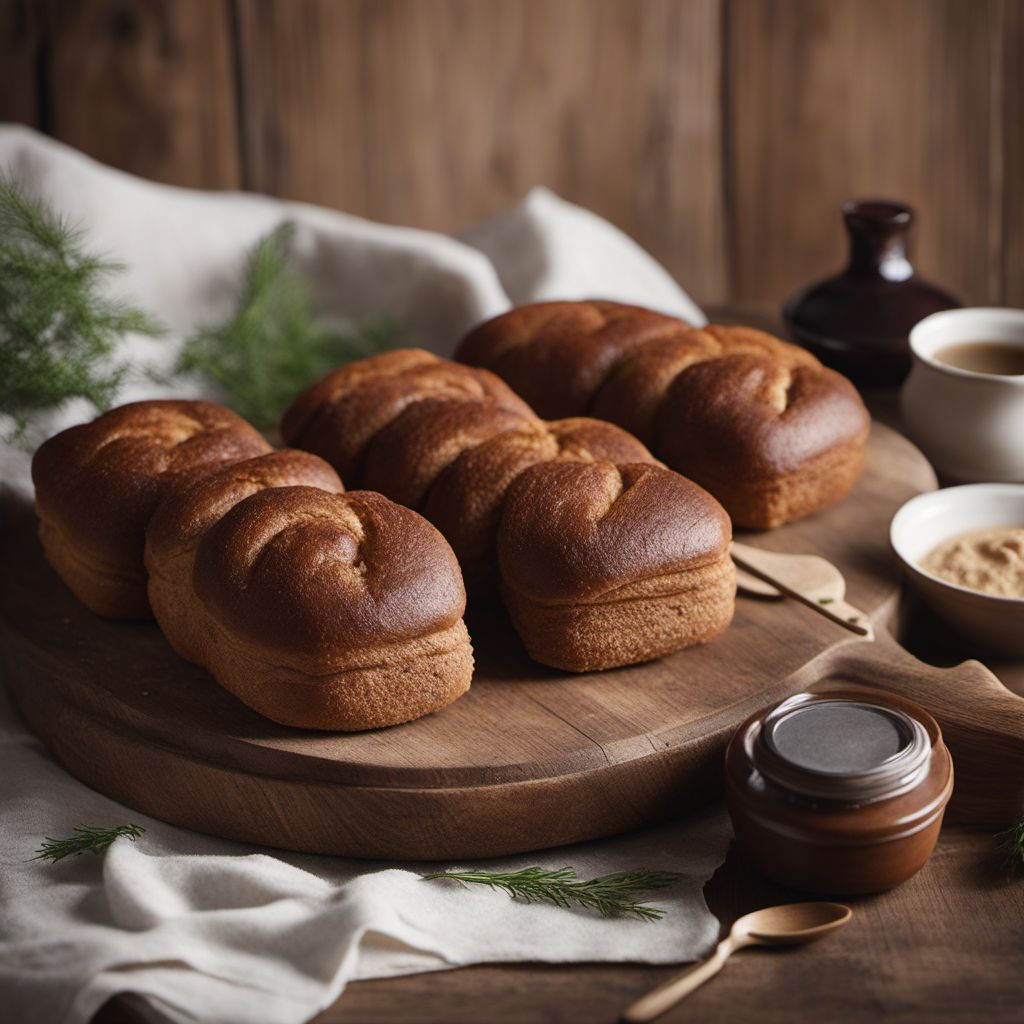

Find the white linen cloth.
xmin=0 ymin=125 xmax=728 ymax=1024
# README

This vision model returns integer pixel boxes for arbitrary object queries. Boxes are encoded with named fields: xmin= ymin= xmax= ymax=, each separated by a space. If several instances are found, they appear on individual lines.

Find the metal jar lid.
xmin=747 ymin=693 xmax=933 ymax=804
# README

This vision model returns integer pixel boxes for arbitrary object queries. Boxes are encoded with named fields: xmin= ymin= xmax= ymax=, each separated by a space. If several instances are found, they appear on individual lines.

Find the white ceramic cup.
xmin=901 ymin=307 xmax=1024 ymax=482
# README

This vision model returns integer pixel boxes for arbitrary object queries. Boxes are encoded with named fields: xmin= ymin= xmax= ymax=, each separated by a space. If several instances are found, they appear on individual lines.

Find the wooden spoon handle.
xmin=824 ymin=632 xmax=1024 ymax=826
xmin=730 ymin=544 xmax=873 ymax=638
xmin=622 ymin=938 xmax=738 ymax=1023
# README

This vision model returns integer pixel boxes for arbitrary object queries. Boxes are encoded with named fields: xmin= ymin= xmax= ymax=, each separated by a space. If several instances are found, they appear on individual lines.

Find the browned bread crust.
xmin=144 ymin=449 xmax=345 ymax=666
xmin=34 ymin=403 xmax=474 ymax=730
xmin=190 ymin=486 xmax=472 ymax=730
xmin=280 ymin=348 xmax=534 ymax=481
xmin=32 ymin=400 xmax=271 ymax=617
xmin=499 ymin=461 xmax=735 ymax=671
xmin=455 ymin=302 xmax=870 ymax=528
xmin=282 ymin=349 xmax=735 ymax=671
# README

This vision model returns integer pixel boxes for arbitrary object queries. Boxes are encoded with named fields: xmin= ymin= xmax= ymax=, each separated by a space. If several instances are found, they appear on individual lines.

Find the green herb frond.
xmin=34 ymin=823 xmax=146 ymax=863
xmin=177 ymin=222 xmax=401 ymax=430
xmin=996 ymin=817 xmax=1024 ymax=877
xmin=423 ymin=866 xmax=680 ymax=921
xmin=0 ymin=172 xmax=163 ymax=444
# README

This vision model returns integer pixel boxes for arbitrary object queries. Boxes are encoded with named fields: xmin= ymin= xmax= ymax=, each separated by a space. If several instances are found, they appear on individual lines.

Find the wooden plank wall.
xmin=0 ymin=0 xmax=1020 ymax=309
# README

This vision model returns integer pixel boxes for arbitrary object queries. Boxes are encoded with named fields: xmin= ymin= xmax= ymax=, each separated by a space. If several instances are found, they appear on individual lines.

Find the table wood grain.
xmin=3 ymin=0 xmax=1022 ymax=308
xmin=726 ymin=0 xmax=1008 ymax=307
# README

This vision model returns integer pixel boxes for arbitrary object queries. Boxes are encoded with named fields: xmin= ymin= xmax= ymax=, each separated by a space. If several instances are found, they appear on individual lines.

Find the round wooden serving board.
xmin=3 ymin=422 xmax=1024 ymax=859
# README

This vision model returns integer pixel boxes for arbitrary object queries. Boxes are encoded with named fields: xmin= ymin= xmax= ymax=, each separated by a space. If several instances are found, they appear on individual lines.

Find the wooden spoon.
xmin=731 ymin=541 xmax=874 ymax=639
xmin=621 ymin=902 xmax=852 ymax=1023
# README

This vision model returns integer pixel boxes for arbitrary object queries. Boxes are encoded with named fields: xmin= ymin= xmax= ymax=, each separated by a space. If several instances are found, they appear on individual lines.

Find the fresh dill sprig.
xmin=176 ymin=222 xmax=400 ymax=430
xmin=34 ymin=823 xmax=146 ymax=863
xmin=996 ymin=818 xmax=1024 ymax=876
xmin=0 ymin=173 xmax=164 ymax=444
xmin=423 ymin=866 xmax=681 ymax=920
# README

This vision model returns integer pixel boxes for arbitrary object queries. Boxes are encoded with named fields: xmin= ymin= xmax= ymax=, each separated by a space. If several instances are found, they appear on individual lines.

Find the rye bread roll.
xmin=189 ymin=486 xmax=473 ymax=730
xmin=455 ymin=302 xmax=870 ymax=529
xmin=498 ymin=461 xmax=735 ymax=671
xmin=144 ymin=449 xmax=345 ymax=665
xmin=32 ymin=400 xmax=270 ymax=618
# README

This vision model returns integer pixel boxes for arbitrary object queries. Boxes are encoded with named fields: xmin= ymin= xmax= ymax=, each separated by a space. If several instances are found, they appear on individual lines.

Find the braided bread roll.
xmin=282 ymin=349 xmax=735 ymax=671
xmin=455 ymin=301 xmax=871 ymax=529
xmin=33 ymin=401 xmax=473 ymax=730
xmin=178 ymin=485 xmax=472 ymax=730
xmin=32 ymin=400 xmax=270 ymax=618
xmin=144 ymin=449 xmax=344 ymax=664
xmin=498 ymin=461 xmax=735 ymax=669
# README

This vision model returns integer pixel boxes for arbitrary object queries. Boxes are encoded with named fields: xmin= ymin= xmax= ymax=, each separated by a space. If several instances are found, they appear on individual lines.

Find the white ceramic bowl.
xmin=890 ymin=484 xmax=1024 ymax=656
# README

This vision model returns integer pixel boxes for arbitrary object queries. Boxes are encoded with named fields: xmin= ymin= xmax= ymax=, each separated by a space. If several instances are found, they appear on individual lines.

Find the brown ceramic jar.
xmin=725 ymin=687 xmax=953 ymax=895
xmin=781 ymin=199 xmax=960 ymax=386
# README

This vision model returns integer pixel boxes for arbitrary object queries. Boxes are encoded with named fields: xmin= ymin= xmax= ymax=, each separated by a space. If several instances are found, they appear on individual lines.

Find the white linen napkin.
xmin=0 ymin=125 xmax=727 ymax=1024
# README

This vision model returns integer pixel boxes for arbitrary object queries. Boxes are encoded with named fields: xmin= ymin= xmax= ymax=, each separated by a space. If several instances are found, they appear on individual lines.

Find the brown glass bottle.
xmin=725 ymin=687 xmax=953 ymax=895
xmin=782 ymin=200 xmax=960 ymax=386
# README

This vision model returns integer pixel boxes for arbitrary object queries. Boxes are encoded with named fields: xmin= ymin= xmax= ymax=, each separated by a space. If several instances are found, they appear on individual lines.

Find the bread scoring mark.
xmin=79 ymin=418 xmax=198 ymax=472
xmin=591 ymin=462 xmax=626 ymax=522
xmin=551 ymin=428 xmax=597 ymax=464
xmin=237 ymin=499 xmax=368 ymax=592
xmin=766 ymin=367 xmax=794 ymax=414
xmin=580 ymin=323 xmax=693 ymax=404
xmin=149 ymin=451 xmax=342 ymax=553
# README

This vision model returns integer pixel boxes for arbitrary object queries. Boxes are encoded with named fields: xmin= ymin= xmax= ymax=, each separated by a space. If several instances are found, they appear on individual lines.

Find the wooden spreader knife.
xmin=731 ymin=541 xmax=874 ymax=640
